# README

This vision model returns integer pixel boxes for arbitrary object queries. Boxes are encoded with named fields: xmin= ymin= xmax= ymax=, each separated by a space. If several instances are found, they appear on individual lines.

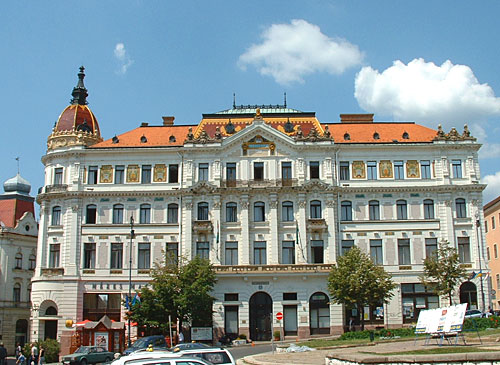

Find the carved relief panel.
xmin=352 ymin=161 xmax=366 ymax=179
xmin=406 ymin=160 xmax=420 ymax=178
xmin=379 ymin=160 xmax=393 ymax=178
xmin=153 ymin=164 xmax=167 ymax=182
xmin=127 ymin=165 xmax=140 ymax=183
xmin=100 ymin=165 xmax=113 ymax=183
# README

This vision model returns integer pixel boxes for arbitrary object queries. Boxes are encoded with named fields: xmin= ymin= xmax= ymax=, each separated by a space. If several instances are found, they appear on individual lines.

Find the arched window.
xmin=112 ymin=204 xmax=124 ymax=224
xmin=15 ymin=252 xmax=22 ymax=269
xmin=51 ymin=206 xmax=61 ymax=226
xmin=13 ymin=283 xmax=21 ymax=302
xmin=282 ymin=201 xmax=294 ymax=222
xmin=29 ymin=254 xmax=36 ymax=270
xmin=226 ymin=202 xmax=237 ymax=222
xmin=310 ymin=200 xmax=322 ymax=219
xmin=45 ymin=306 xmax=57 ymax=316
xmin=456 ymin=198 xmax=466 ymax=218
xmin=197 ymin=202 xmax=209 ymax=221
xmin=167 ymin=203 xmax=179 ymax=224
xmin=140 ymin=204 xmax=151 ymax=224
xmin=254 ymin=202 xmax=265 ymax=222
xmin=396 ymin=200 xmax=408 ymax=220
xmin=369 ymin=200 xmax=380 ymax=220
xmin=310 ymin=292 xmax=330 ymax=335
xmin=341 ymin=201 xmax=352 ymax=221
xmin=86 ymin=204 xmax=97 ymax=224
xmin=424 ymin=199 xmax=434 ymax=219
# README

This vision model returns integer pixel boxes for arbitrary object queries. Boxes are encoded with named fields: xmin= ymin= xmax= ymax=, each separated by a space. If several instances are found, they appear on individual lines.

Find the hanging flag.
xmin=469 ymin=271 xmax=476 ymax=280
xmin=132 ymin=293 xmax=141 ymax=305
xmin=125 ymin=295 xmax=130 ymax=309
xmin=216 ymin=220 xmax=220 ymax=244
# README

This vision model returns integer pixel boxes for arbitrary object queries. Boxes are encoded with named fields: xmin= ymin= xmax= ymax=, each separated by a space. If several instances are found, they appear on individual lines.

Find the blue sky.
xmin=1 ymin=1 xmax=500 ymax=206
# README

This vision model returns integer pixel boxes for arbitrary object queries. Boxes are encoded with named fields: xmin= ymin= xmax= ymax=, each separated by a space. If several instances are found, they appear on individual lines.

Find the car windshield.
xmin=130 ymin=338 xmax=149 ymax=348
xmin=75 ymin=347 xmax=92 ymax=354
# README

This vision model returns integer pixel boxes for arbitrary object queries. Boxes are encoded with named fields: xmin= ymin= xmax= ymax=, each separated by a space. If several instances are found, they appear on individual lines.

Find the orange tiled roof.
xmin=92 ymin=125 xmax=192 ymax=148
xmin=0 ymin=199 xmax=34 ymax=228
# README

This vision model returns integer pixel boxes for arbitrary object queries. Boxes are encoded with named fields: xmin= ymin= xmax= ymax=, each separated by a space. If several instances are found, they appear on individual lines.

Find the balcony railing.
xmin=41 ymin=268 xmax=65 ymax=276
xmin=43 ymin=184 xmax=68 ymax=193
xmin=193 ymin=220 xmax=213 ymax=233
xmin=214 ymin=263 xmax=333 ymax=274
xmin=307 ymin=218 xmax=327 ymax=231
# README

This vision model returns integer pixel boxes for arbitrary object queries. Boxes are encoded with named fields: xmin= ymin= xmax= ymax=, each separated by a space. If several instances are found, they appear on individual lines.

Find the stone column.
xmin=326 ymin=197 xmax=336 ymax=263
xmin=240 ymin=195 xmax=250 ymax=264
xmin=269 ymin=194 xmax=279 ymax=264
xmin=212 ymin=197 xmax=222 ymax=265
xmin=65 ymin=199 xmax=81 ymax=276
xmin=297 ymin=194 xmax=308 ymax=263
xmin=182 ymin=198 xmax=193 ymax=259
xmin=35 ymin=203 xmax=49 ymax=276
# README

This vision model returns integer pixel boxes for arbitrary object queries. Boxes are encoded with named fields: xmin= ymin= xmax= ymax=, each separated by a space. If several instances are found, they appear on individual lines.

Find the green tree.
xmin=128 ymin=255 xmax=217 ymax=334
xmin=328 ymin=246 xmax=396 ymax=330
xmin=420 ymin=240 xmax=467 ymax=305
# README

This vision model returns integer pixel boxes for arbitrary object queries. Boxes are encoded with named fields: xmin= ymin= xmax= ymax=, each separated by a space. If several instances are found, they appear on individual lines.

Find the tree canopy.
xmin=328 ymin=246 xmax=396 ymax=330
xmin=420 ymin=240 xmax=467 ymax=305
xmin=128 ymin=255 xmax=217 ymax=333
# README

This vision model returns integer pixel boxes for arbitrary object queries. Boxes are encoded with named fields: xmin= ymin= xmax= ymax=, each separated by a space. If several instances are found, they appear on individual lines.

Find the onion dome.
xmin=3 ymin=174 xmax=31 ymax=196
xmin=47 ymin=66 xmax=103 ymax=151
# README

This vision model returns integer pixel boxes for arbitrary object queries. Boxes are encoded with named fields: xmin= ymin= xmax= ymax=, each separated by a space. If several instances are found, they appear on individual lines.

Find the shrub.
xmin=338 ymin=327 xmax=415 ymax=341
xmin=273 ymin=330 xmax=281 ymax=339
xmin=463 ymin=316 xmax=500 ymax=331
xmin=22 ymin=339 xmax=60 ymax=363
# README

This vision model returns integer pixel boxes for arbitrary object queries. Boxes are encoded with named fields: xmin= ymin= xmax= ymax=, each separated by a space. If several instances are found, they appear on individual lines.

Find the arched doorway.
xmin=249 ymin=292 xmax=272 ymax=341
xmin=310 ymin=292 xmax=330 ymax=335
xmin=15 ymin=319 xmax=28 ymax=347
xmin=44 ymin=306 xmax=58 ymax=339
xmin=460 ymin=281 xmax=478 ymax=310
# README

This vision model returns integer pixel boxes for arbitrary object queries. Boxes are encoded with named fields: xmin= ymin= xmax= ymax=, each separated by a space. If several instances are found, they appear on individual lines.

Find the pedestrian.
xmin=38 ymin=347 xmax=44 ymax=365
xmin=0 ymin=342 xmax=7 ymax=365
xmin=16 ymin=352 xmax=26 ymax=365
xmin=178 ymin=331 xmax=184 ymax=343
xmin=15 ymin=343 xmax=22 ymax=360
xmin=349 ymin=316 xmax=355 ymax=332
xmin=30 ymin=343 xmax=38 ymax=365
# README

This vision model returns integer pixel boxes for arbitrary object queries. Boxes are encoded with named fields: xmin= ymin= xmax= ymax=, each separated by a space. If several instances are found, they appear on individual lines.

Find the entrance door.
xmin=310 ymin=292 xmax=330 ymax=335
xmin=249 ymin=292 xmax=272 ymax=341
xmin=460 ymin=281 xmax=478 ymax=309
xmin=44 ymin=320 xmax=58 ymax=340
xmin=283 ymin=305 xmax=297 ymax=336
xmin=224 ymin=306 xmax=238 ymax=339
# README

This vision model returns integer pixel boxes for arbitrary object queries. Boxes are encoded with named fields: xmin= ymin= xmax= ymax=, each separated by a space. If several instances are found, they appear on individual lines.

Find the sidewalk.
xmin=238 ymin=334 xmax=500 ymax=364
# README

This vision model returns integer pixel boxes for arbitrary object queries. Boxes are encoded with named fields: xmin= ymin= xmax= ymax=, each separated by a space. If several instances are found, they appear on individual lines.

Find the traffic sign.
xmin=276 ymin=312 xmax=283 ymax=321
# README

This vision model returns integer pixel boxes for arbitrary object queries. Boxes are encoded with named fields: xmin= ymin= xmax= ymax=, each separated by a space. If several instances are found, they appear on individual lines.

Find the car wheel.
xmin=104 ymin=357 xmax=112 ymax=363
xmin=80 ymin=358 xmax=87 ymax=365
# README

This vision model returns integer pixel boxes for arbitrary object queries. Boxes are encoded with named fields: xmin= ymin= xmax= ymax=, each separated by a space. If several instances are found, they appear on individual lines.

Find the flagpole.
xmin=475 ymin=213 xmax=486 ymax=312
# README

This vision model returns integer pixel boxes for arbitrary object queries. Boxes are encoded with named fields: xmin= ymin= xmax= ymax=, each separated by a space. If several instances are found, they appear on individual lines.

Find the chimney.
xmin=340 ymin=114 xmax=374 ymax=123
xmin=162 ymin=116 xmax=175 ymax=126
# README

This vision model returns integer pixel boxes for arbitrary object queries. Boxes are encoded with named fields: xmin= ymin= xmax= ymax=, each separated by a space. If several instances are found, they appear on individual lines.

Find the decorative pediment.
xmin=434 ymin=124 xmax=476 ymax=141
xmin=242 ymin=135 xmax=276 ymax=155
xmin=294 ymin=125 xmax=333 ymax=142
xmin=302 ymin=179 xmax=333 ymax=191
xmin=190 ymin=181 xmax=218 ymax=194
xmin=184 ymin=127 xmax=223 ymax=144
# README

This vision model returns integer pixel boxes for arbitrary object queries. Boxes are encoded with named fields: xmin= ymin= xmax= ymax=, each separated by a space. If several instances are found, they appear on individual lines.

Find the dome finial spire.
xmin=71 ymin=66 xmax=88 ymax=105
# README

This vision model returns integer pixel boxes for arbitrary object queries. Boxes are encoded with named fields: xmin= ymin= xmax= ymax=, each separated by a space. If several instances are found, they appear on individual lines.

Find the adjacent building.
xmin=485 ymin=196 xmax=500 ymax=310
xmin=0 ymin=173 xmax=38 ymax=351
xmin=30 ymin=67 xmax=489 ymax=343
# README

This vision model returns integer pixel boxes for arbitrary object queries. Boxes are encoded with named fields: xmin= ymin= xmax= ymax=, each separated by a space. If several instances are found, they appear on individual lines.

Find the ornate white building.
xmin=31 ymin=68 xmax=489 ymax=342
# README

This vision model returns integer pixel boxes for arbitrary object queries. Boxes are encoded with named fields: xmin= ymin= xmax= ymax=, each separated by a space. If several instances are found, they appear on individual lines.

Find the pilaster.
xmin=326 ymin=197 xmax=336 ymax=263
xmin=297 ymin=194 xmax=308 ymax=263
xmin=182 ymin=197 xmax=193 ymax=259
xmin=240 ymin=195 xmax=250 ymax=264
xmin=269 ymin=194 xmax=279 ymax=264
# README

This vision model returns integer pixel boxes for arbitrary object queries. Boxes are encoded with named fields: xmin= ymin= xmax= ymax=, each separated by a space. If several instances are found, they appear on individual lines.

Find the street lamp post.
xmin=128 ymin=216 xmax=135 ymax=347
xmin=476 ymin=212 xmax=486 ymax=312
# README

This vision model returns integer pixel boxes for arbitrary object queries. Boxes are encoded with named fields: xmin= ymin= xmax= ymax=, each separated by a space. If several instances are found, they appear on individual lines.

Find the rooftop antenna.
xmin=284 ymin=92 xmax=287 ymax=108
xmin=233 ymin=93 xmax=236 ymax=108
xmin=15 ymin=157 xmax=20 ymax=174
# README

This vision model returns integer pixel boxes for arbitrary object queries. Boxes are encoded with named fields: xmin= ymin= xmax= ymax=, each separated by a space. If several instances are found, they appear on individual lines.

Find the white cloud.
xmin=354 ymin=58 xmax=500 ymax=128
xmin=114 ymin=43 xmax=134 ymax=74
xmin=482 ymin=171 xmax=500 ymax=204
xmin=470 ymin=124 xmax=500 ymax=159
xmin=238 ymin=19 xmax=364 ymax=85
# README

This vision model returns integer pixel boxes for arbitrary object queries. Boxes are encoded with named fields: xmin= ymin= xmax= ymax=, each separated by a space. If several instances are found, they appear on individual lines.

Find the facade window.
xmin=487 ymin=247 xmax=490 ymax=261
xmin=311 ymin=240 xmax=324 ymax=264
xmin=197 ymin=202 xmax=209 ymax=221
xmin=168 ymin=164 xmax=179 ymax=183
xmin=341 ymin=240 xmax=354 ymax=256
xmin=398 ymin=239 xmax=411 ymax=265
xmin=396 ymin=200 xmax=408 ymax=220
xmin=224 ymin=241 xmax=238 ymax=265
xmin=13 ymin=283 xmax=21 ymax=303
xmin=486 ymin=220 xmax=488 ymax=232
xmin=15 ymin=252 xmax=22 ymax=269
xmin=88 ymin=166 xmax=98 ymax=184
xmin=83 ymin=243 xmax=96 ymax=269
xmin=452 ymin=159 xmax=462 ymax=178
xmin=112 ymin=204 xmax=124 ymax=224
xmin=493 ymin=216 xmax=496 ymax=229
xmin=282 ymin=201 xmax=294 ymax=222
xmin=394 ymin=161 xmax=404 ymax=180
xmin=115 ymin=165 xmax=125 ymax=184
xmin=494 ymin=244 xmax=498 ymax=259
xmin=196 ymin=242 xmax=210 ymax=260
xmin=253 ymin=241 xmax=266 ymax=264
xmin=424 ymin=199 xmax=434 ymax=219
xmin=166 ymin=243 xmax=178 ymax=266
xmin=167 ymin=203 xmax=178 ymax=224
xmin=402 ymin=283 xmax=438 ymax=323
xmin=141 ymin=165 xmax=152 ymax=184
xmin=110 ymin=243 xmax=123 ymax=269
xmin=226 ymin=163 xmax=236 ymax=184
xmin=497 ymin=274 xmax=500 ymax=291
xmin=310 ymin=200 xmax=322 ymax=219
xmin=29 ymin=254 xmax=36 ymax=270
xmin=369 ymin=200 xmax=380 ymax=220
xmin=51 ymin=206 xmax=62 ymax=226
xmin=83 ymin=293 xmax=121 ymax=322
xmin=198 ymin=163 xmax=209 ymax=181
xmin=138 ymin=243 xmax=151 ymax=269
xmin=140 ymin=204 xmax=151 ymax=224
xmin=86 ymin=204 xmax=97 ymax=224
xmin=341 ymin=201 xmax=352 ymax=221
xmin=282 ymin=161 xmax=292 ymax=182
xmin=282 ymin=241 xmax=295 ymax=264
xmin=425 ymin=238 xmax=438 ymax=259
xmin=421 ymin=160 xmax=431 ymax=179
xmin=254 ymin=201 xmax=265 ymax=222
xmin=367 ymin=161 xmax=377 ymax=180
xmin=226 ymin=202 xmax=237 ymax=222
xmin=54 ymin=167 xmax=63 ymax=185
xmin=339 ymin=161 xmax=349 ymax=180
xmin=254 ymin=162 xmax=264 ymax=180
xmin=370 ymin=239 xmax=383 ymax=265
xmin=458 ymin=237 xmax=471 ymax=263
xmin=49 ymin=244 xmax=60 ymax=268
xmin=455 ymin=198 xmax=467 ymax=218
xmin=310 ymin=161 xmax=320 ymax=179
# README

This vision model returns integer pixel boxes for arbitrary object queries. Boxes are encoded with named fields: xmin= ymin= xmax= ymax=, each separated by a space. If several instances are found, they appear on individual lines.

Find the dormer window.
xmin=140 ymin=135 xmax=147 ymax=143
xmin=373 ymin=132 xmax=380 ymax=140
xmin=169 ymin=135 xmax=176 ymax=142
xmin=225 ymin=119 xmax=235 ymax=134
xmin=344 ymin=133 xmax=350 ymax=141
xmin=284 ymin=119 xmax=294 ymax=133
xmin=402 ymin=132 xmax=409 ymax=139
xmin=112 ymin=135 xmax=119 ymax=144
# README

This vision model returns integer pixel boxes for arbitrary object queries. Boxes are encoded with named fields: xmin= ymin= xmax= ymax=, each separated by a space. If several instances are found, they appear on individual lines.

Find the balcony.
xmin=307 ymin=218 xmax=328 ymax=231
xmin=44 ymin=184 xmax=68 ymax=193
xmin=214 ymin=263 xmax=333 ymax=274
xmin=41 ymin=268 xmax=65 ymax=276
xmin=193 ymin=220 xmax=213 ymax=233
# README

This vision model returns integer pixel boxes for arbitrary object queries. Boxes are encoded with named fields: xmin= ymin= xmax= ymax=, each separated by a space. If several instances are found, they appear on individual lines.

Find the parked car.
xmin=111 ymin=347 xmax=235 ymax=365
xmin=128 ymin=357 xmax=212 ymax=365
xmin=123 ymin=335 xmax=168 ymax=355
xmin=464 ymin=309 xmax=483 ymax=318
xmin=62 ymin=346 xmax=114 ymax=365
xmin=171 ymin=343 xmax=210 ymax=352
xmin=179 ymin=348 xmax=235 ymax=365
